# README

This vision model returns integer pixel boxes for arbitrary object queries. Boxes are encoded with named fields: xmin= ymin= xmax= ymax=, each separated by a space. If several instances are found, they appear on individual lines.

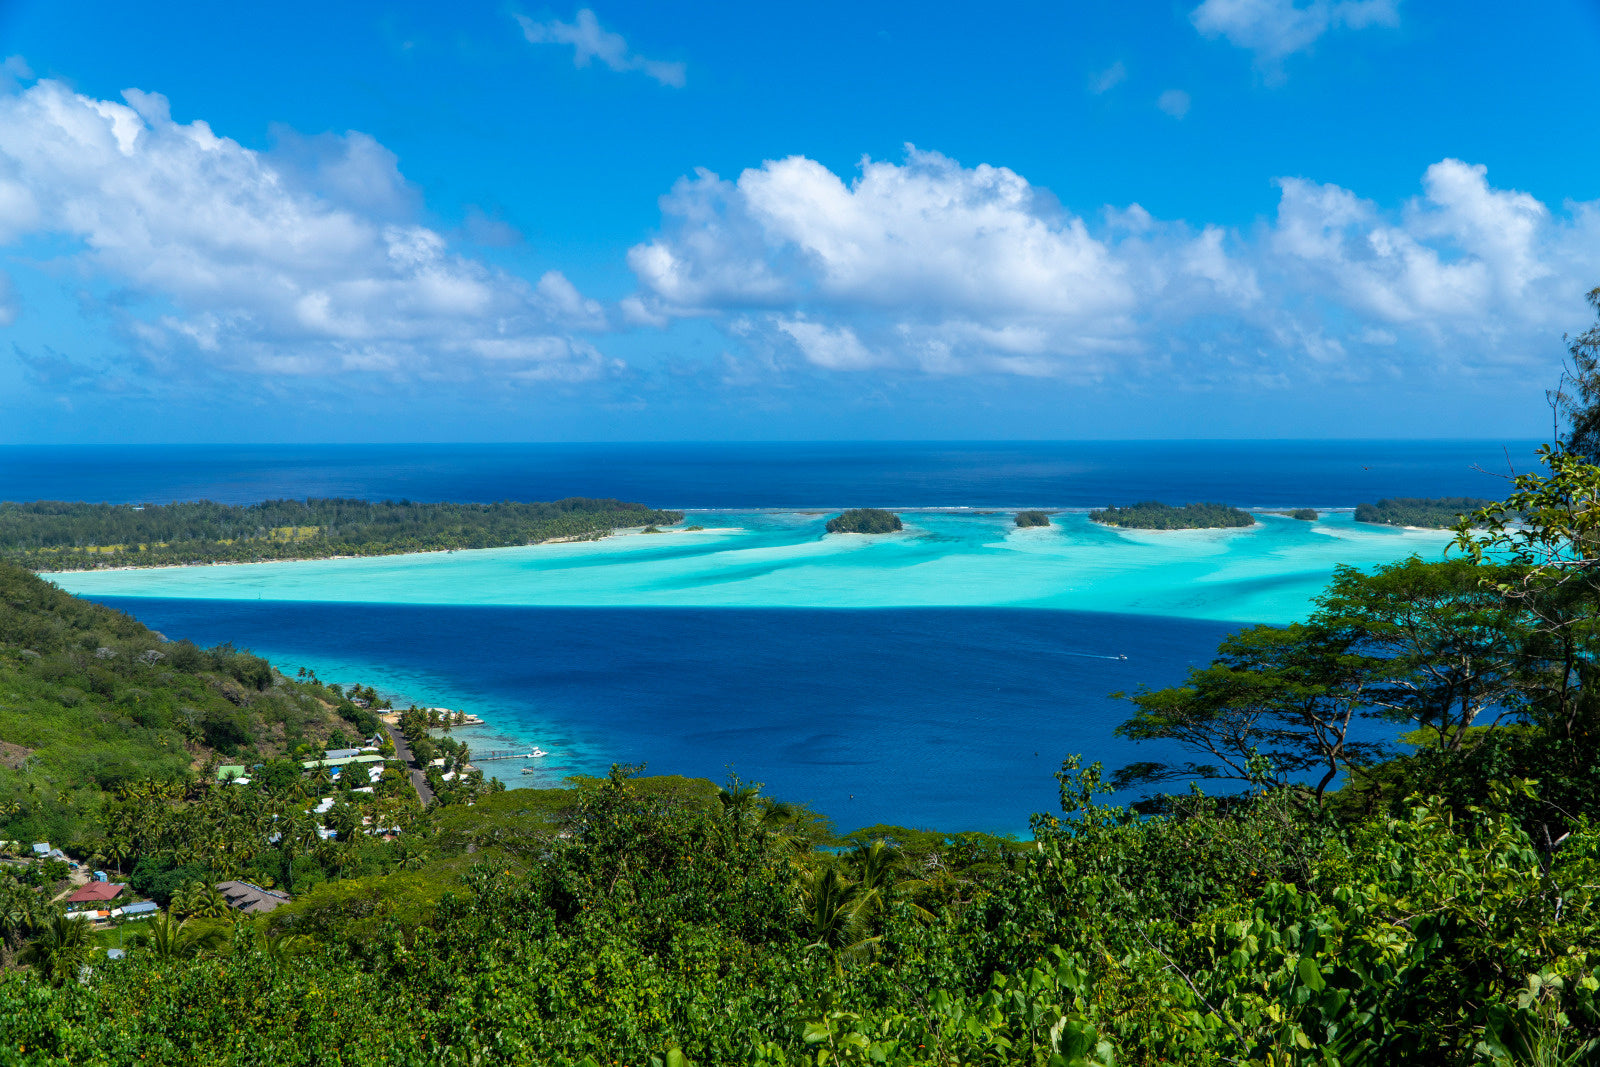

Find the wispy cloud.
xmin=514 ymin=9 xmax=685 ymax=88
xmin=1191 ymin=0 xmax=1400 ymax=77
xmin=1157 ymin=89 xmax=1191 ymax=119
xmin=1089 ymin=61 xmax=1126 ymax=95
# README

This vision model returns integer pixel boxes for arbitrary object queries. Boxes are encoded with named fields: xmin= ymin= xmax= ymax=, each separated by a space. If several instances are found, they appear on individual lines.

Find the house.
xmin=301 ymin=754 xmax=386 ymax=772
xmin=65 ymin=882 xmax=125 ymax=907
xmin=214 ymin=880 xmax=291 ymax=915
xmin=31 ymin=842 xmax=49 ymax=857
xmin=324 ymin=748 xmax=363 ymax=760
xmin=216 ymin=765 xmax=247 ymax=782
xmin=117 ymin=901 xmax=159 ymax=920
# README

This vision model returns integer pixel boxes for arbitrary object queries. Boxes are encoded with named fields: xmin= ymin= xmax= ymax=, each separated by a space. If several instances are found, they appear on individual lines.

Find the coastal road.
xmin=380 ymin=721 xmax=435 ymax=807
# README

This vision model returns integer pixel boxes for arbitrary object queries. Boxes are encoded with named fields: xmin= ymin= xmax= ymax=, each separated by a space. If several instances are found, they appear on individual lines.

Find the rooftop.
xmin=215 ymin=880 xmax=291 ymax=914
xmin=66 ymin=882 xmax=125 ymax=903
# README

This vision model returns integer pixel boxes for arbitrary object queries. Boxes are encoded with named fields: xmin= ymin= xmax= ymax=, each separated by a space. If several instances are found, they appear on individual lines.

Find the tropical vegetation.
xmin=1089 ymin=501 xmax=1255 ymax=530
xmin=0 ymin=497 xmax=685 ymax=570
xmin=825 ymin=509 xmax=903 ymax=534
xmin=1014 ymin=510 xmax=1052 ymax=527
xmin=1353 ymin=496 xmax=1494 ymax=529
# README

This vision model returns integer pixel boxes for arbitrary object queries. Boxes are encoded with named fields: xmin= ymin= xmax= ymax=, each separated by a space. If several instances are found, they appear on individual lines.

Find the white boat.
xmin=530 ymin=747 xmax=548 ymax=758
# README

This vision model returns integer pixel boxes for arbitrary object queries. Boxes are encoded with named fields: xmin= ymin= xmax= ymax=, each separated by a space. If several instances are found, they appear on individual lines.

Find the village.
xmin=0 ymin=701 xmax=501 ymax=966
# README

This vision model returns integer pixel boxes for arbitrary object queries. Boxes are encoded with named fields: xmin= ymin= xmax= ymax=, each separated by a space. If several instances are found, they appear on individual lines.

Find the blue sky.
xmin=0 ymin=0 xmax=1597 ymax=442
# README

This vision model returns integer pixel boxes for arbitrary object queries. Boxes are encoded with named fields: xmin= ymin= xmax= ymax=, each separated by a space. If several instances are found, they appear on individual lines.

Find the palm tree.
xmin=262 ymin=928 xmax=311 ymax=966
xmin=193 ymin=884 xmax=231 ymax=921
xmin=0 ymin=884 xmax=44 ymax=967
xmin=169 ymin=880 xmax=211 ymax=920
xmin=19 ymin=913 xmax=94 ymax=986
xmin=136 ymin=913 xmax=223 ymax=960
xmin=103 ymin=836 xmax=132 ymax=878
xmin=793 ymin=862 xmax=879 ymax=964
xmin=844 ymin=839 xmax=933 ymax=922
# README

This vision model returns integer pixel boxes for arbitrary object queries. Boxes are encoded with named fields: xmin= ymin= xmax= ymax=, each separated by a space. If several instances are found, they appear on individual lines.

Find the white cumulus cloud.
xmin=626 ymin=147 xmax=1600 ymax=385
xmin=515 ymin=9 xmax=685 ymax=87
xmin=0 ymin=77 xmax=611 ymax=385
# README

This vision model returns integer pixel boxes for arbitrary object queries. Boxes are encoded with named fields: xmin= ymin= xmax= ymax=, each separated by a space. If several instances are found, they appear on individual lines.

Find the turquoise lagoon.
xmin=53 ymin=509 xmax=1455 ymax=625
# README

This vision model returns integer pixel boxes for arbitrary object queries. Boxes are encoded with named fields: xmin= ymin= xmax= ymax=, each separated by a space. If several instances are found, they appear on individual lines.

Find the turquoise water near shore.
xmin=53 ymin=509 xmax=1454 ymax=625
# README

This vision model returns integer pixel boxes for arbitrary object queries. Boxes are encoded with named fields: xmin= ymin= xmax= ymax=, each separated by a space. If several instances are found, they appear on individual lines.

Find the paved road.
xmin=381 ymin=721 xmax=435 ymax=807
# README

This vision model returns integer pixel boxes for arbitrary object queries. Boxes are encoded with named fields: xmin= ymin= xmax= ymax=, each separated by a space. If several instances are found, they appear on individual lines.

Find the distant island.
xmin=1266 ymin=508 xmax=1318 ymax=521
xmin=1089 ymin=501 xmax=1255 ymax=530
xmin=1014 ymin=510 xmax=1052 ymax=527
xmin=0 ymin=498 xmax=685 ymax=571
xmin=825 ymin=508 xmax=904 ymax=534
xmin=1354 ymin=497 xmax=1493 ymax=529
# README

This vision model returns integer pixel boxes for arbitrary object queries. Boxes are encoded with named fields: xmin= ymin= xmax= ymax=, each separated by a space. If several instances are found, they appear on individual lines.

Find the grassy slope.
xmin=0 ymin=563 xmax=351 ymax=847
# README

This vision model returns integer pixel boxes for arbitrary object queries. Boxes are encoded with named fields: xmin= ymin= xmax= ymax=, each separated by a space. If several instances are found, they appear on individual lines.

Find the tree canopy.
xmin=1089 ymin=501 xmax=1254 ymax=530
xmin=0 ymin=497 xmax=685 ymax=570
xmin=825 ymin=508 xmax=903 ymax=534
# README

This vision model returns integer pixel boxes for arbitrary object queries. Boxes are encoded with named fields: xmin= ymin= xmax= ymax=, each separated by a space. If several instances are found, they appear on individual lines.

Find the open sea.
xmin=2 ymin=440 xmax=1537 ymax=836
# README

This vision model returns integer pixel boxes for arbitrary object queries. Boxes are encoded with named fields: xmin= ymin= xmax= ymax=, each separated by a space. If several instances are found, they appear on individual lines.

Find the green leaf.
xmin=1297 ymin=956 xmax=1326 ymax=992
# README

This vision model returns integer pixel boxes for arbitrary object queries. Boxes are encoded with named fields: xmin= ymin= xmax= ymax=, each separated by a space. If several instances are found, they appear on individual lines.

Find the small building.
xmin=214 ymin=880 xmax=291 ymax=915
xmin=105 ymin=948 xmax=126 ymax=960
xmin=118 ymin=901 xmax=159 ymax=921
xmin=324 ymin=748 xmax=363 ymax=760
xmin=31 ymin=842 xmax=49 ymax=857
xmin=301 ymin=753 xmax=386 ymax=772
xmin=216 ymin=765 xmax=247 ymax=782
xmin=65 ymin=882 xmax=125 ymax=907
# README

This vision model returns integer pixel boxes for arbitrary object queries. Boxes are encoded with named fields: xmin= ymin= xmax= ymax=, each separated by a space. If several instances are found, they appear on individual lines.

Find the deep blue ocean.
xmin=0 ymin=439 xmax=1534 ymax=508
xmin=0 ymin=441 xmax=1536 ymax=835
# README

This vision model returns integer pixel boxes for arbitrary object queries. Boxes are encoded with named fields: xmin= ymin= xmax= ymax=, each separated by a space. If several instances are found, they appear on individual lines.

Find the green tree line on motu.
xmin=1014 ymin=510 xmax=1052 ymax=527
xmin=825 ymin=508 xmax=903 ymax=534
xmin=0 ymin=497 xmax=686 ymax=571
xmin=1089 ymin=501 xmax=1255 ymax=529
xmin=1354 ymin=496 xmax=1496 ymax=529
xmin=0 ymin=290 xmax=1598 ymax=1064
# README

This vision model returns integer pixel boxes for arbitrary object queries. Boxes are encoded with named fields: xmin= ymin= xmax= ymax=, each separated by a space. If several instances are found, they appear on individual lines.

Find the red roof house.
xmin=65 ymin=882 xmax=125 ymax=905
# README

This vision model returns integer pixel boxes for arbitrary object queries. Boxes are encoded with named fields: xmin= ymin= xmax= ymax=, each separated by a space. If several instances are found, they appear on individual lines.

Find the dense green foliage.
xmin=1288 ymin=508 xmax=1317 ymax=520
xmin=1014 ymin=511 xmax=1052 ymax=527
xmin=0 ymin=498 xmax=685 ymax=570
xmin=1089 ymin=501 xmax=1255 ymax=530
xmin=1353 ymin=496 xmax=1494 ymax=528
xmin=0 ymin=757 xmax=1595 ymax=1065
xmin=825 ymin=509 xmax=903 ymax=534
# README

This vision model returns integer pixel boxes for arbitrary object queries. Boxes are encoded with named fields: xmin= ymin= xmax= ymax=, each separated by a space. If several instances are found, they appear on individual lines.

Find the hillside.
xmin=0 ymin=498 xmax=686 ymax=571
xmin=0 ymin=562 xmax=365 ymax=846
